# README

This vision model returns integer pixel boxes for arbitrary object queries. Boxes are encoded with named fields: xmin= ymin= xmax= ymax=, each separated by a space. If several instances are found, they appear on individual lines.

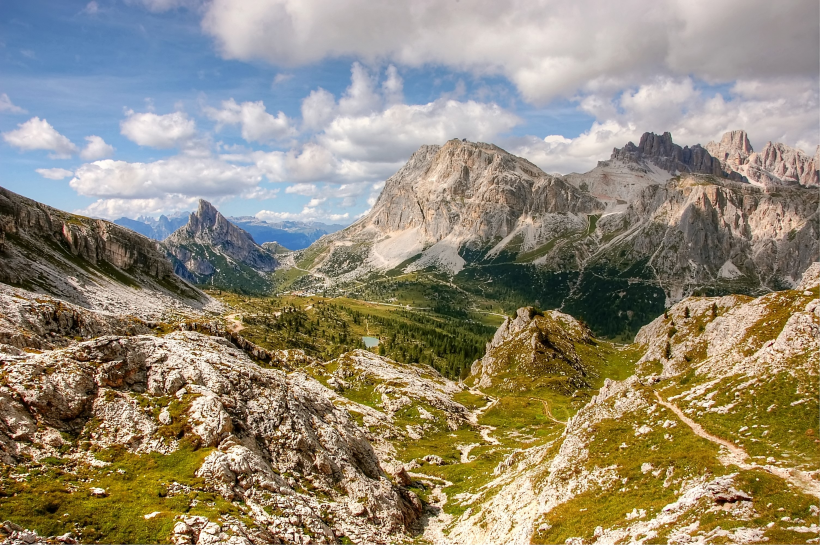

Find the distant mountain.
xmin=288 ymin=131 xmax=818 ymax=337
xmin=163 ymin=200 xmax=278 ymax=294
xmin=114 ymin=213 xmax=343 ymax=250
xmin=705 ymin=129 xmax=819 ymax=187
xmin=114 ymin=213 xmax=189 ymax=241
xmin=0 ymin=185 xmax=208 ymax=316
xmin=227 ymin=217 xmax=346 ymax=249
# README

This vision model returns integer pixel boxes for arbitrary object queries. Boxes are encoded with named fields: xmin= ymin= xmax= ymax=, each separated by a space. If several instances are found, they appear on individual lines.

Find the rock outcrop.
xmin=706 ymin=130 xmax=819 ymax=188
xmin=0 ymin=185 xmax=210 ymax=318
xmin=0 ymin=329 xmax=422 ymax=543
xmin=612 ymin=131 xmax=726 ymax=178
xmin=164 ymin=200 xmax=278 ymax=293
xmin=447 ymin=276 xmax=819 ymax=544
xmin=468 ymin=307 xmax=596 ymax=393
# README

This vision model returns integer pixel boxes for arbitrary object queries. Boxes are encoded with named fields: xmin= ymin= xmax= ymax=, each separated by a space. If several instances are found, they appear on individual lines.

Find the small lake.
xmin=362 ymin=336 xmax=380 ymax=348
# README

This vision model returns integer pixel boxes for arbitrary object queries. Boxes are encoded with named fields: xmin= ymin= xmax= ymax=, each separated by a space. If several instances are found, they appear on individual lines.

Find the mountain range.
xmin=284 ymin=130 xmax=818 ymax=336
xmin=114 ymin=213 xmax=345 ymax=250
xmin=0 ymin=129 xmax=817 ymax=543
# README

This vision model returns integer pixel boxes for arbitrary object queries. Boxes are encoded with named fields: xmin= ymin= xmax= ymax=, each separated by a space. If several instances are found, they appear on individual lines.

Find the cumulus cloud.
xmin=2 ymin=117 xmax=78 ymax=158
xmin=0 ymin=94 xmax=26 ymax=114
xmin=204 ymin=98 xmax=295 ymax=142
xmin=36 ymin=168 xmax=74 ymax=180
xmin=79 ymin=195 xmax=202 ymax=219
xmin=255 ymin=207 xmax=350 ymax=223
xmin=70 ymin=154 xmax=262 ymax=199
xmin=301 ymin=88 xmax=337 ymax=130
xmin=507 ymin=76 xmax=820 ymax=174
xmin=299 ymin=63 xmax=520 ymax=165
xmin=120 ymin=110 xmax=197 ymax=148
xmin=80 ymin=135 xmax=115 ymax=160
xmin=200 ymin=0 xmax=818 ymax=105
xmin=320 ymin=98 xmax=520 ymax=162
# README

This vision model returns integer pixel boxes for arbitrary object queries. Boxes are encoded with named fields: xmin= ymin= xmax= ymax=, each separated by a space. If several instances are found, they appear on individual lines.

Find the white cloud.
xmin=204 ymin=98 xmax=295 ymax=142
xmin=79 ymin=194 xmax=202 ymax=219
xmin=507 ymin=76 xmax=820 ymax=174
xmin=255 ymin=207 xmax=350 ymax=223
xmin=0 ymin=94 xmax=26 ymax=114
xmin=320 ymin=98 xmax=520 ymax=162
xmin=82 ymin=1 xmax=99 ymax=14
xmin=200 ymin=0 xmax=818 ymax=105
xmin=80 ymin=135 xmax=115 ymax=160
xmin=120 ymin=110 xmax=197 ymax=148
xmin=301 ymin=64 xmax=521 ymax=164
xmin=382 ymin=65 xmax=403 ymax=106
xmin=240 ymin=186 xmax=279 ymax=200
xmin=70 ymin=154 xmax=262 ymax=199
xmin=338 ymin=62 xmax=381 ymax=116
xmin=285 ymin=183 xmax=319 ymax=196
xmin=301 ymin=88 xmax=336 ymax=130
xmin=2 ymin=117 xmax=78 ymax=158
xmin=272 ymin=73 xmax=293 ymax=85
xmin=36 ymin=168 xmax=74 ymax=180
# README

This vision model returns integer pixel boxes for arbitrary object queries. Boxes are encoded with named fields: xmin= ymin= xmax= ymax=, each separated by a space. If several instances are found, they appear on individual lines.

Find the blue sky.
xmin=1 ymin=0 xmax=817 ymax=223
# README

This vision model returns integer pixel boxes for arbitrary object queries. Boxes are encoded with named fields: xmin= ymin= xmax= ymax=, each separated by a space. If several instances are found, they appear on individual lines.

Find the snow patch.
xmin=719 ymin=260 xmax=744 ymax=279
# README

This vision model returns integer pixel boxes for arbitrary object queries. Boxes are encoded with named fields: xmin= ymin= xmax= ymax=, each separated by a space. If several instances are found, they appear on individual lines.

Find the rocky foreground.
xmin=0 ymin=261 xmax=818 ymax=543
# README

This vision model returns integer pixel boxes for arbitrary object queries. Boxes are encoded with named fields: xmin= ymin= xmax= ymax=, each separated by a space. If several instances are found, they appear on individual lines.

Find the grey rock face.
xmin=164 ymin=200 xmax=278 ymax=287
xmin=706 ymin=130 xmax=818 ymax=188
xmin=295 ymin=132 xmax=817 ymax=305
xmin=593 ymin=177 xmax=819 ymax=298
xmin=611 ymin=131 xmax=724 ymax=177
xmin=0 ymin=185 xmax=209 ymax=316
xmin=0 ymin=330 xmax=422 ymax=542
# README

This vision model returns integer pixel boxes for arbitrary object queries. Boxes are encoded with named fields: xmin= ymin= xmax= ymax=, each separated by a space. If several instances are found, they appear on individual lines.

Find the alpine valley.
xmin=0 ymin=129 xmax=818 ymax=545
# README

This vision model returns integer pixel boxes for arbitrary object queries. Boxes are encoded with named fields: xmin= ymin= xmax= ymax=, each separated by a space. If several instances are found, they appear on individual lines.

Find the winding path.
xmin=531 ymin=397 xmax=567 ymax=425
xmin=654 ymin=391 xmax=820 ymax=498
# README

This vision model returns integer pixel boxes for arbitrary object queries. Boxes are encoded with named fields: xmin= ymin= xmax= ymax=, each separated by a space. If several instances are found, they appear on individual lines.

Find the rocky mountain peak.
xmin=164 ymin=199 xmax=278 ymax=290
xmin=705 ymin=130 xmax=754 ymax=161
xmin=705 ymin=132 xmax=818 ymax=188
xmin=177 ymin=199 xmax=243 ymax=243
xmin=612 ymin=131 xmax=724 ymax=177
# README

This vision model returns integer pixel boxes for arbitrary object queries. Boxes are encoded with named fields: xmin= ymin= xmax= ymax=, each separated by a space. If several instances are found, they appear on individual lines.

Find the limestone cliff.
xmin=0 ymin=185 xmax=209 ymax=317
xmin=293 ymin=132 xmax=818 ymax=318
xmin=706 ymin=130 xmax=819 ymax=188
xmin=164 ymin=199 xmax=278 ymax=293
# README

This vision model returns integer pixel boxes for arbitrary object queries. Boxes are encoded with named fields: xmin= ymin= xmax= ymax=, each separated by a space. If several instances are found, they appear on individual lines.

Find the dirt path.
xmin=531 ymin=397 xmax=567 ymax=425
xmin=654 ymin=391 xmax=820 ymax=498
xmin=653 ymin=391 xmax=745 ymax=459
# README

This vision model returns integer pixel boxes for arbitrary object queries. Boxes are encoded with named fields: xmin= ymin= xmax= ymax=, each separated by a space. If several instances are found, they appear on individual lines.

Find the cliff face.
xmin=163 ymin=200 xmax=278 ymax=293
xmin=705 ymin=130 xmax=819 ymax=188
xmin=612 ymin=131 xmax=726 ymax=178
xmin=295 ymin=132 xmax=817 ymax=315
xmin=0 ymin=185 xmax=208 ymax=317
xmin=590 ymin=176 xmax=819 ymax=299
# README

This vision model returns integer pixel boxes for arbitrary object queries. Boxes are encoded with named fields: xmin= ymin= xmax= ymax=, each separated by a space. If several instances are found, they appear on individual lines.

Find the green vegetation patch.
xmin=0 ymin=444 xmax=252 ymax=544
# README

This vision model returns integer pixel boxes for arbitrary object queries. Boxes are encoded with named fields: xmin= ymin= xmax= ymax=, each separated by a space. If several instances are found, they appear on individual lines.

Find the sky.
xmin=1 ymin=0 xmax=818 ymax=224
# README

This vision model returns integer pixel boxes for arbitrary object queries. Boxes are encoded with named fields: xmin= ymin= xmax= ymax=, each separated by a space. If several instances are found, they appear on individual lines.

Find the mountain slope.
xmin=287 ymin=131 xmax=818 ymax=338
xmin=163 ymin=200 xmax=278 ymax=294
xmin=0 ymin=185 xmax=209 ymax=317
xmin=444 ymin=265 xmax=819 ymax=544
